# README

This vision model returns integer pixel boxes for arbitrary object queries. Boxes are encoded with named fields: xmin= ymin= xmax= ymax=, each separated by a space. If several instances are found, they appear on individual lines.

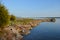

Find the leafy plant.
xmin=0 ymin=4 xmax=10 ymax=28
xmin=10 ymin=15 xmax=16 ymax=21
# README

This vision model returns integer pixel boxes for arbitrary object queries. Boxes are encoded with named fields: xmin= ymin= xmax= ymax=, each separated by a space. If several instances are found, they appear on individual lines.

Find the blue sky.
xmin=2 ymin=0 xmax=60 ymax=17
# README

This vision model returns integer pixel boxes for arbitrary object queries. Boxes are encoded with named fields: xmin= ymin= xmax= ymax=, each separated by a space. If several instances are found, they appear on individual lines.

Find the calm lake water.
xmin=24 ymin=18 xmax=60 ymax=40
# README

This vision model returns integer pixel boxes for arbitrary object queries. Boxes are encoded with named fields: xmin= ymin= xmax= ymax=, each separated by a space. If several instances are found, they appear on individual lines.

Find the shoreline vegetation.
xmin=0 ymin=4 xmax=56 ymax=40
xmin=0 ymin=17 xmax=56 ymax=40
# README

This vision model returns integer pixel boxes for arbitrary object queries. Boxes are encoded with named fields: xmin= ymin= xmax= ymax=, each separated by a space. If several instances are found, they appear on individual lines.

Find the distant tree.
xmin=0 ymin=4 xmax=10 ymax=28
xmin=10 ymin=15 xmax=16 ymax=21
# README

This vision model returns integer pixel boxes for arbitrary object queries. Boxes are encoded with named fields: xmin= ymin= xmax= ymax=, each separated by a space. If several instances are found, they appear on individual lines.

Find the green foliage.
xmin=0 ymin=4 xmax=10 ymax=28
xmin=17 ymin=18 xmax=34 ymax=25
xmin=10 ymin=15 xmax=16 ymax=21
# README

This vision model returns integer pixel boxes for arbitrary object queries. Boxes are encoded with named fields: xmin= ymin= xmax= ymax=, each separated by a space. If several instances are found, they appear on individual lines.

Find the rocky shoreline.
xmin=0 ymin=18 xmax=55 ymax=40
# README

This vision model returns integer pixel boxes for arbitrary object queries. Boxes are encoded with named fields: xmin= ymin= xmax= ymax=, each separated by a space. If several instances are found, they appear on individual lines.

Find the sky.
xmin=2 ymin=0 xmax=60 ymax=17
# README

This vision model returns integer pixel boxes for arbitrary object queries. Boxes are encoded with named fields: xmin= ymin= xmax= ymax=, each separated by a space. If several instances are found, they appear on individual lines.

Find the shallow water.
xmin=24 ymin=18 xmax=60 ymax=40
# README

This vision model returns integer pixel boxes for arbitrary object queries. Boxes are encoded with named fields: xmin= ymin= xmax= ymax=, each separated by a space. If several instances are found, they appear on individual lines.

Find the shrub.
xmin=10 ymin=15 xmax=16 ymax=21
xmin=0 ymin=4 xmax=10 ymax=28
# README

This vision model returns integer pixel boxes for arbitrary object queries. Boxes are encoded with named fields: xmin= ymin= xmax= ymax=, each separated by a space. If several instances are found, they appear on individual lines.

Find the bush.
xmin=10 ymin=15 xmax=16 ymax=21
xmin=0 ymin=4 xmax=10 ymax=28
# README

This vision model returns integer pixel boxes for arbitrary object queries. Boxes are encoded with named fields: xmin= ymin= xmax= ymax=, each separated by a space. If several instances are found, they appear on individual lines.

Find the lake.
xmin=23 ymin=18 xmax=60 ymax=40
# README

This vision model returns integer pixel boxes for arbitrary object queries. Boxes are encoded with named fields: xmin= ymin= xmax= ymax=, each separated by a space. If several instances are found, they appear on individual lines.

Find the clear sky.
xmin=2 ymin=0 xmax=60 ymax=17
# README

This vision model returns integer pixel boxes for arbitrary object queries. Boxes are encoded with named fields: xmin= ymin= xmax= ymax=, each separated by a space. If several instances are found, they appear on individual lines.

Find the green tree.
xmin=10 ymin=15 xmax=16 ymax=21
xmin=0 ymin=4 xmax=10 ymax=28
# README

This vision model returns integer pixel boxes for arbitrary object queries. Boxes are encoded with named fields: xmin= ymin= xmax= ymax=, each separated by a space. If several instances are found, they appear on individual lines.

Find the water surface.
xmin=24 ymin=18 xmax=60 ymax=40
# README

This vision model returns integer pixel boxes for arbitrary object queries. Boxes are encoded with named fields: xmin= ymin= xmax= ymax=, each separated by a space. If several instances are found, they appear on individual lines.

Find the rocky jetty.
xmin=0 ymin=18 xmax=56 ymax=40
